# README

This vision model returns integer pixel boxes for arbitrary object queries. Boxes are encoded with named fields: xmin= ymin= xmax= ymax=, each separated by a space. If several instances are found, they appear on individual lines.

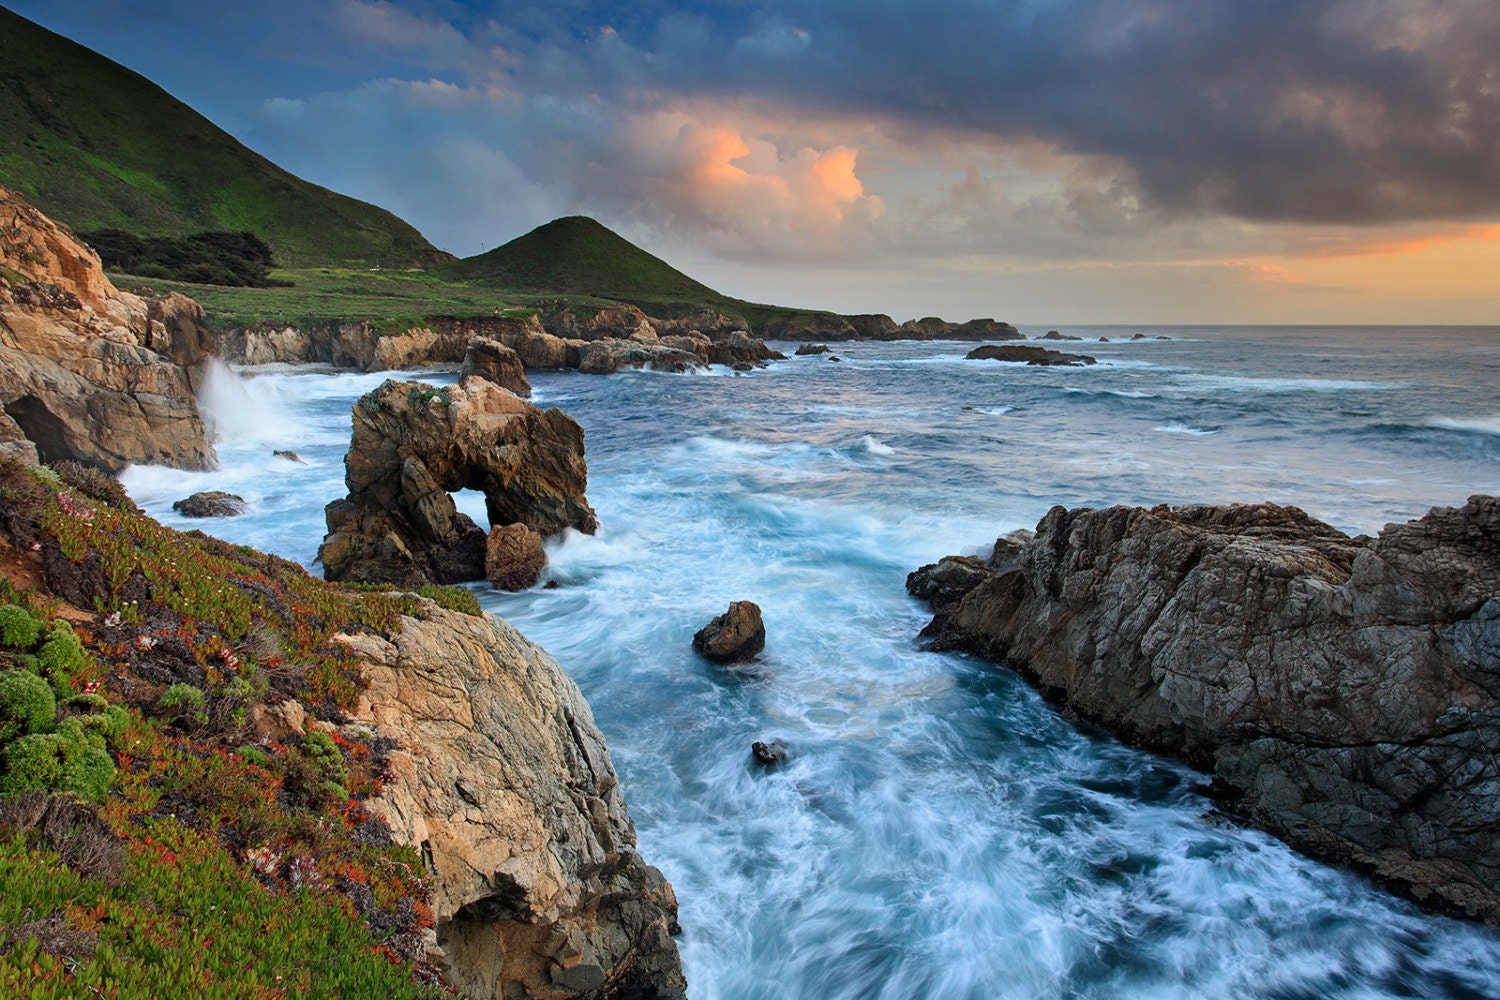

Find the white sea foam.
xmin=1154 ymin=423 xmax=1219 ymax=436
xmin=1430 ymin=414 xmax=1500 ymax=436
xmin=109 ymin=336 xmax=1500 ymax=1000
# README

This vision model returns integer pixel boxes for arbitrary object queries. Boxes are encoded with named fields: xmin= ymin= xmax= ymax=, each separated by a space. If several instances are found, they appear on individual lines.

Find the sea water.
xmin=121 ymin=327 xmax=1500 ymax=999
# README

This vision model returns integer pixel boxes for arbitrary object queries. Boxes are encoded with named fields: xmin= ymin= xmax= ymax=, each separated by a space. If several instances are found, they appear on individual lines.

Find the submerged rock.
xmin=319 ymin=374 xmax=596 ymax=587
xmin=751 ymin=740 xmax=787 ymax=766
xmin=0 ymin=185 xmax=214 ymax=472
xmin=692 ymin=601 xmax=766 ymax=664
xmin=911 ymin=496 xmax=1500 ymax=923
xmin=336 ymin=604 xmax=687 ymax=999
xmin=272 ymin=449 xmax=305 ymax=464
xmin=172 ymin=491 xmax=248 ymax=518
xmin=965 ymin=344 xmax=1096 ymax=366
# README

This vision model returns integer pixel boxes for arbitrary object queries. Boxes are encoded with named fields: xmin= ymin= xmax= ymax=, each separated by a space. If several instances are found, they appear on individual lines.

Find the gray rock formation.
xmin=319 ymin=375 xmax=596 ymax=587
xmin=0 ymin=185 xmax=214 ymax=472
xmin=334 ymin=604 xmax=687 ymax=999
xmin=172 ymin=490 xmax=248 ymax=518
xmin=909 ymin=498 xmax=1500 ymax=923
xmin=577 ymin=340 xmax=704 ymax=375
xmin=965 ymin=344 xmax=1097 ymax=366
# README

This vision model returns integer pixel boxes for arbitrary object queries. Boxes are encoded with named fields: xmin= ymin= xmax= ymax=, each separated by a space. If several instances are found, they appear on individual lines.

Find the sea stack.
xmin=910 ymin=497 xmax=1500 ymax=923
xmin=318 ymin=373 xmax=596 ymax=588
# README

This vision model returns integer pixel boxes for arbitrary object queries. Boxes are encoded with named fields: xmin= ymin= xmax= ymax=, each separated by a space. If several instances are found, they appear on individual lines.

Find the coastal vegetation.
xmin=0 ymin=457 xmax=478 ymax=996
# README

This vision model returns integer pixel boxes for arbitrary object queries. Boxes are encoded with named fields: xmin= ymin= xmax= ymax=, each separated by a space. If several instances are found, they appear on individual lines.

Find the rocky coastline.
xmin=212 ymin=304 xmax=788 ymax=375
xmin=910 ymin=498 xmax=1500 ymax=924
xmin=0 ymin=190 xmax=687 ymax=997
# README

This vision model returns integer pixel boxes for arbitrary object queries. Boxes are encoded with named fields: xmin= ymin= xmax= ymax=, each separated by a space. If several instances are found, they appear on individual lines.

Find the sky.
xmin=11 ymin=0 xmax=1500 ymax=325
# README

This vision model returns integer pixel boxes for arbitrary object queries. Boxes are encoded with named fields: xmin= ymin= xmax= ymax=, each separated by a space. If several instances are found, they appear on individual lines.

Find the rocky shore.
xmin=910 ymin=498 xmax=1500 ymax=923
xmin=213 ymin=304 xmax=787 ymax=375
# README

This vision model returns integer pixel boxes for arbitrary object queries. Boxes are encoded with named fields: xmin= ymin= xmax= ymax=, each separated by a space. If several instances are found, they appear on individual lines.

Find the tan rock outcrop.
xmin=0 ymin=185 xmax=214 ymax=472
xmin=319 ymin=374 xmax=596 ymax=586
xmin=461 ymin=338 xmax=532 ymax=398
xmin=334 ymin=605 xmax=686 ymax=999
xmin=911 ymin=497 xmax=1500 ymax=923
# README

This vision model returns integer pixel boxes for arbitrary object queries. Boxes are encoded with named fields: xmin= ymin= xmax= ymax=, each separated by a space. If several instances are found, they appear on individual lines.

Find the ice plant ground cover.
xmin=0 ymin=457 xmax=476 ymax=997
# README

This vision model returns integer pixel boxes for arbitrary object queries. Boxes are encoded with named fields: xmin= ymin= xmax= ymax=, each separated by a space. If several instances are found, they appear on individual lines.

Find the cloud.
xmin=401 ymin=0 xmax=1499 ymax=228
xmin=251 ymin=79 xmax=887 ymax=259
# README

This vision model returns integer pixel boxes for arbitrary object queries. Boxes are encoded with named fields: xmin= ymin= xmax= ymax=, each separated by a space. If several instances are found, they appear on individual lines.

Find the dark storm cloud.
xmin=428 ymin=0 xmax=1500 ymax=226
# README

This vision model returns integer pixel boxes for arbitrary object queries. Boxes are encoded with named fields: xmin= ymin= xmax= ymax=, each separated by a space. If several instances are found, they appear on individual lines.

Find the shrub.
xmin=0 ymin=721 xmax=113 ymax=802
xmin=37 ymin=621 xmax=90 ymax=686
xmin=0 ymin=722 xmax=113 ymax=803
xmin=158 ymin=683 xmax=205 ymax=714
xmin=0 ymin=605 xmax=41 ymax=650
xmin=80 ymin=705 xmax=133 ymax=751
xmin=236 ymin=745 xmax=269 ymax=767
xmin=0 ymin=669 xmax=55 ymax=742
xmin=299 ymin=731 xmax=349 ymax=786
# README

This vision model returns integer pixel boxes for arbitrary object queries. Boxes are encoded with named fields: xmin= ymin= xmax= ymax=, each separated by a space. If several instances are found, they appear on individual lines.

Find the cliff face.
xmin=333 ymin=607 xmax=686 ymax=1000
xmin=0 ymin=185 xmax=214 ymax=472
xmin=911 ymin=498 xmax=1500 ymax=923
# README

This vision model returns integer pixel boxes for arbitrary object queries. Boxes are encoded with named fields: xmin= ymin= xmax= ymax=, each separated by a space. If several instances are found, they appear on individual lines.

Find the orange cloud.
xmin=630 ymin=113 xmax=885 ymax=253
xmin=1295 ymin=223 xmax=1500 ymax=259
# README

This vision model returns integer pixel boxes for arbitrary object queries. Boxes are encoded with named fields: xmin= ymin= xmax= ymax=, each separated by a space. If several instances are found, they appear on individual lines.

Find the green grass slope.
xmin=438 ymin=216 xmax=732 ymax=315
xmin=0 ymin=6 xmax=448 ymax=269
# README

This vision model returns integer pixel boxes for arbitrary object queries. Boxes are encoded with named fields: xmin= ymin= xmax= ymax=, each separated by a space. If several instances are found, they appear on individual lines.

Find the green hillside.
xmin=0 ymin=6 xmax=448 ymax=269
xmin=438 ymin=216 xmax=733 ymax=316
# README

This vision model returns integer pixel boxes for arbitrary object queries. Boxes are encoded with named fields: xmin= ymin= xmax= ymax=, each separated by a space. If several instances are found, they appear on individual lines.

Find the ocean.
xmin=121 ymin=326 xmax=1500 ymax=999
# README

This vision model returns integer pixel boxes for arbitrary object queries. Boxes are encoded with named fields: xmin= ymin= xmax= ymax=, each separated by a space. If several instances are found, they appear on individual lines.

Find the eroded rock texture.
xmin=0 ymin=185 xmax=214 ymax=471
xmin=319 ymin=374 xmax=595 ymax=587
xmin=911 ymin=498 xmax=1500 ymax=922
xmin=335 ymin=605 xmax=686 ymax=999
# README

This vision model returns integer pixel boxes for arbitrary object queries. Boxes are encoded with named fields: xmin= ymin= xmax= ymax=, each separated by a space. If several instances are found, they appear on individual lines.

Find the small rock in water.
xmin=172 ymin=490 xmax=248 ymax=518
xmin=751 ymin=741 xmax=787 ymax=766
xmin=828 ymin=356 xmax=842 ymax=363
xmin=795 ymin=343 xmax=831 ymax=356
xmin=272 ymin=449 xmax=306 ymax=464
xmin=692 ymin=601 xmax=765 ymax=664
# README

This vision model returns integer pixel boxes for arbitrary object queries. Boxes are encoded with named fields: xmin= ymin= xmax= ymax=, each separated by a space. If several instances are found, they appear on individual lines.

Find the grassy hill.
xmin=0 ymin=6 xmax=447 ymax=270
xmin=436 ymin=216 xmax=853 ymax=330
xmin=437 ymin=216 xmax=731 ymax=315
